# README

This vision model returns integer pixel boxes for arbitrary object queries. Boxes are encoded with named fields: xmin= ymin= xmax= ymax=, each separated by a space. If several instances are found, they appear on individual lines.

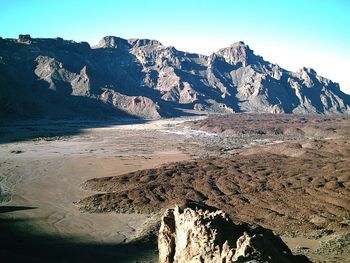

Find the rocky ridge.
xmin=0 ymin=34 xmax=349 ymax=120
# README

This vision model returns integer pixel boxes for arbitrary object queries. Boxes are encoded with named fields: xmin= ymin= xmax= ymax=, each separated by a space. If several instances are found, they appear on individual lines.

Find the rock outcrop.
xmin=100 ymin=88 xmax=160 ymax=119
xmin=158 ymin=204 xmax=310 ymax=263
xmin=0 ymin=35 xmax=349 ymax=120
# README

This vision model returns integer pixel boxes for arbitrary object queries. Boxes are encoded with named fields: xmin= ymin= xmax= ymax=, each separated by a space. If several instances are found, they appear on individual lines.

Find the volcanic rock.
xmin=158 ymin=203 xmax=310 ymax=263
xmin=100 ymin=88 xmax=160 ymax=119
xmin=0 ymin=35 xmax=349 ymax=120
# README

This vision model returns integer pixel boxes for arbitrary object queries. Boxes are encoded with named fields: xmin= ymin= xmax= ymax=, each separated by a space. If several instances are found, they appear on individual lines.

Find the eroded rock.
xmin=158 ymin=203 xmax=310 ymax=263
xmin=100 ymin=88 xmax=160 ymax=119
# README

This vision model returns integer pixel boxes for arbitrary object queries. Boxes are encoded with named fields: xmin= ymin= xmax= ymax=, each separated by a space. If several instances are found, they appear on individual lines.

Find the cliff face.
xmin=1 ymin=35 xmax=349 ymax=120
xmin=158 ymin=204 xmax=310 ymax=263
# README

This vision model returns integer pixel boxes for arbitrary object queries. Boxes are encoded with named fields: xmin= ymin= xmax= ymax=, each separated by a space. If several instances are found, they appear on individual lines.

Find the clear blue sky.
xmin=1 ymin=0 xmax=350 ymax=93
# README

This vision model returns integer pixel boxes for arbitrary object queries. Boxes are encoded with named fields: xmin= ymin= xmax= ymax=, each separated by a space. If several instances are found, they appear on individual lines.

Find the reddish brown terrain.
xmin=79 ymin=139 xmax=350 ymax=232
xmin=78 ymin=114 xmax=350 ymax=262
xmin=1 ymin=114 xmax=349 ymax=262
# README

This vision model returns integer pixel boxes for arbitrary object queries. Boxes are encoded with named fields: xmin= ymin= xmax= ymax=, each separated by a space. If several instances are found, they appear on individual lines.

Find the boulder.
xmin=158 ymin=203 xmax=310 ymax=263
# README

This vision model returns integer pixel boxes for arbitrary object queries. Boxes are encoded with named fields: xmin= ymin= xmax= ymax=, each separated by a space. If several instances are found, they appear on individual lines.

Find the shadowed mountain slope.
xmin=1 ymin=35 xmax=349 ymax=120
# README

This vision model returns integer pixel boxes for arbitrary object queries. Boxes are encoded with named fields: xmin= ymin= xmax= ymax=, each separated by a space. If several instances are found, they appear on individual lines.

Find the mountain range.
xmin=0 ymin=34 xmax=349 ymax=120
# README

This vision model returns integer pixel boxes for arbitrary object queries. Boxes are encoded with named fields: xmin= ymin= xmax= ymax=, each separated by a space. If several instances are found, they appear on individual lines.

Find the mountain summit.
xmin=0 ymin=35 xmax=349 ymax=119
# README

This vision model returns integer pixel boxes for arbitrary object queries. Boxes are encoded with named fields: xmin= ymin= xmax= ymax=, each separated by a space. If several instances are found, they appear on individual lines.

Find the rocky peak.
xmin=93 ymin=36 xmax=131 ymax=49
xmin=215 ymin=41 xmax=256 ymax=67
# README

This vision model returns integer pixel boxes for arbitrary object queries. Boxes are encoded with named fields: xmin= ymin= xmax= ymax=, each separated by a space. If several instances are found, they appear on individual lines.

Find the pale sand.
xmin=282 ymin=236 xmax=331 ymax=251
xmin=0 ymin=118 xmax=195 ymax=244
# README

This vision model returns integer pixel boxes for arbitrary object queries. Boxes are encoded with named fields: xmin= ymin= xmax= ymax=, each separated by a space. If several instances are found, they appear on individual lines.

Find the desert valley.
xmin=0 ymin=32 xmax=350 ymax=262
xmin=1 ymin=113 xmax=350 ymax=262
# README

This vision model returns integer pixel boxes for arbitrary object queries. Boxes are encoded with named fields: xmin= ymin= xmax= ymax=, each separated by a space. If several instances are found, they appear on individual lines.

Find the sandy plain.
xmin=0 ymin=117 xmax=203 ymax=262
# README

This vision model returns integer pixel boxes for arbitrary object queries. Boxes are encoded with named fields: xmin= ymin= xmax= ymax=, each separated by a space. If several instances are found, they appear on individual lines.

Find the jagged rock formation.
xmin=158 ymin=204 xmax=310 ymax=263
xmin=100 ymin=88 xmax=160 ymax=119
xmin=0 ymin=34 xmax=349 ymax=120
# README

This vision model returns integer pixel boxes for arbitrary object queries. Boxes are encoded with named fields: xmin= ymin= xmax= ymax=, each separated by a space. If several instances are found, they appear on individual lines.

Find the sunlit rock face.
xmin=0 ymin=35 xmax=349 ymax=120
xmin=158 ymin=204 xmax=310 ymax=263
